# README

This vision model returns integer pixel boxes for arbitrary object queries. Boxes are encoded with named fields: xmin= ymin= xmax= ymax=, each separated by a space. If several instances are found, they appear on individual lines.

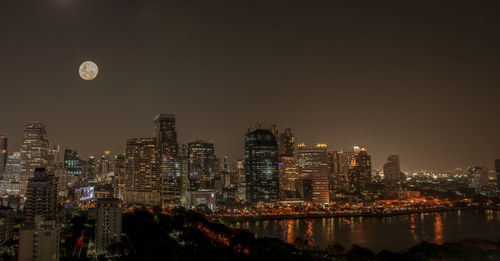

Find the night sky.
xmin=1 ymin=1 xmax=500 ymax=170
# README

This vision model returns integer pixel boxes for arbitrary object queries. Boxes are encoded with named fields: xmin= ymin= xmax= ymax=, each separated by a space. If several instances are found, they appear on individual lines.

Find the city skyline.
xmin=1 ymin=116 xmax=499 ymax=172
xmin=2 ymin=1 xmax=500 ymax=171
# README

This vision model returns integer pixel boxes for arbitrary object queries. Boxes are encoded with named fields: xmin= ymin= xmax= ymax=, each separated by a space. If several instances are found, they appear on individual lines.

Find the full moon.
xmin=79 ymin=61 xmax=98 ymax=80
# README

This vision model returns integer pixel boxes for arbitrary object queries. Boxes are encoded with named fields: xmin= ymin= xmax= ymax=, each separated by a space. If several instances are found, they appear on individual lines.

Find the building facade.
xmin=23 ymin=168 xmax=58 ymax=226
xmin=348 ymin=147 xmax=372 ymax=190
xmin=20 ymin=122 xmax=51 ymax=191
xmin=153 ymin=113 xmax=178 ymax=157
xmin=383 ymin=154 xmax=401 ymax=187
xmin=188 ymin=141 xmax=216 ymax=191
xmin=279 ymin=156 xmax=298 ymax=198
xmin=123 ymin=138 xmax=161 ymax=205
xmin=95 ymin=198 xmax=122 ymax=255
xmin=19 ymin=216 xmax=59 ymax=261
xmin=467 ymin=166 xmax=489 ymax=188
xmin=64 ymin=149 xmax=83 ymax=176
xmin=0 ymin=135 xmax=7 ymax=180
xmin=297 ymin=143 xmax=329 ymax=203
xmin=244 ymin=129 xmax=280 ymax=203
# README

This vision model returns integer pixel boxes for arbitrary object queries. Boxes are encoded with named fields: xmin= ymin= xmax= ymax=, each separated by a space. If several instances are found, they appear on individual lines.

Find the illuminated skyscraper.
xmin=327 ymin=150 xmax=350 ymax=193
xmin=236 ymin=159 xmax=246 ymax=202
xmin=20 ymin=122 xmax=50 ymax=191
xmin=297 ymin=143 xmax=329 ymax=203
xmin=279 ymin=156 xmax=298 ymax=197
xmin=153 ymin=113 xmax=178 ymax=157
xmin=85 ymin=156 xmax=98 ymax=181
xmin=113 ymin=153 xmax=126 ymax=200
xmin=245 ymin=129 xmax=279 ymax=203
xmin=0 ymin=134 xmax=7 ymax=179
xmin=188 ymin=141 xmax=216 ymax=190
xmin=348 ymin=147 xmax=372 ymax=190
xmin=161 ymin=155 xmax=185 ymax=205
xmin=99 ymin=150 xmax=112 ymax=176
xmin=327 ymin=151 xmax=341 ymax=199
xmin=63 ymin=149 xmax=82 ymax=176
xmin=3 ymin=152 xmax=21 ymax=181
xmin=123 ymin=138 xmax=161 ymax=205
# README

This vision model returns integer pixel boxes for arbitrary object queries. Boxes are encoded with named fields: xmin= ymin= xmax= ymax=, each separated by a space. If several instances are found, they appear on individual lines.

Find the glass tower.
xmin=244 ymin=129 xmax=279 ymax=203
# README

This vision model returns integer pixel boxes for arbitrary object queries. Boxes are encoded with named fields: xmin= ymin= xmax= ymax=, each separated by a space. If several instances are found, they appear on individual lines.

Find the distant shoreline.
xmin=217 ymin=206 xmax=500 ymax=223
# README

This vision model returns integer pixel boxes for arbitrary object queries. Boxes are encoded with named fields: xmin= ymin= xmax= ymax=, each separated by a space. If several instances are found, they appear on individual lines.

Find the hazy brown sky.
xmin=1 ymin=1 xmax=500 ymax=170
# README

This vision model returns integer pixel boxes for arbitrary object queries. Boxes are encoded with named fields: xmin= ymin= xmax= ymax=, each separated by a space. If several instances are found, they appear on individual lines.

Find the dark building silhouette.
xmin=244 ymin=129 xmax=279 ymax=203
xmin=349 ymin=147 xmax=372 ymax=190
xmin=496 ymin=159 xmax=500 ymax=190
xmin=295 ymin=178 xmax=313 ymax=201
xmin=63 ymin=149 xmax=82 ymax=176
xmin=383 ymin=154 xmax=401 ymax=187
xmin=0 ymin=134 xmax=7 ymax=179
xmin=279 ymin=128 xmax=295 ymax=157
xmin=188 ymin=141 xmax=216 ymax=190
xmin=23 ymin=168 xmax=58 ymax=226
xmin=153 ymin=113 xmax=178 ymax=158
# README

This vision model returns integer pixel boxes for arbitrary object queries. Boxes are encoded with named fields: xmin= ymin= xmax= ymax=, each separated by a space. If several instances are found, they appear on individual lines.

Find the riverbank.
xmin=217 ymin=205 xmax=500 ymax=224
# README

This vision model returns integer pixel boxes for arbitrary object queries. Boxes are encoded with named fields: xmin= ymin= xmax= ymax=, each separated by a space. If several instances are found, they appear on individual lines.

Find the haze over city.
xmin=1 ymin=1 xmax=500 ymax=170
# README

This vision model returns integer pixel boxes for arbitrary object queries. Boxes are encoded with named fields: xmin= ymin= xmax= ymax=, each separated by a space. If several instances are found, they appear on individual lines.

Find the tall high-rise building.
xmin=19 ymin=216 xmax=59 ymax=261
xmin=20 ymin=168 xmax=60 ymax=260
xmin=123 ymin=138 xmax=161 ymax=205
xmin=236 ymin=159 xmax=246 ymax=202
xmin=297 ymin=143 xmax=330 ymax=203
xmin=269 ymin=126 xmax=295 ymax=157
xmin=269 ymin=125 xmax=280 ymax=154
xmin=327 ymin=150 xmax=350 ymax=193
xmin=279 ymin=128 xmax=295 ymax=157
xmin=0 ymin=207 xmax=15 ymax=253
xmin=495 ymin=159 xmax=500 ymax=190
xmin=3 ymin=152 xmax=21 ymax=181
xmin=113 ymin=153 xmax=126 ymax=200
xmin=95 ymin=198 xmax=122 ymax=255
xmin=0 ymin=134 xmax=7 ymax=179
xmin=20 ymin=122 xmax=50 ymax=187
xmin=348 ymin=147 xmax=372 ymax=190
xmin=244 ymin=129 xmax=279 ymax=203
xmin=467 ymin=166 xmax=489 ymax=188
xmin=63 ymin=149 xmax=82 ymax=176
xmin=383 ymin=154 xmax=401 ymax=187
xmin=99 ymin=150 xmax=112 ymax=177
xmin=188 ymin=141 xmax=216 ymax=190
xmin=279 ymin=156 xmax=298 ymax=197
xmin=161 ymin=155 xmax=185 ymax=205
xmin=85 ymin=156 xmax=98 ymax=181
xmin=153 ymin=113 xmax=178 ymax=158
xmin=23 ymin=168 xmax=58 ymax=226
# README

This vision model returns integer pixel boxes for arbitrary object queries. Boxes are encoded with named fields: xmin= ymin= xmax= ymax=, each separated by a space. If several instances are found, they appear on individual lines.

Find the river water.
xmin=236 ymin=210 xmax=500 ymax=252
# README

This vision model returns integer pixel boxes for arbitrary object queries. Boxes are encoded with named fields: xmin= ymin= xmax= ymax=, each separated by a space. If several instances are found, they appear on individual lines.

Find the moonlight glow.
xmin=79 ymin=61 xmax=98 ymax=80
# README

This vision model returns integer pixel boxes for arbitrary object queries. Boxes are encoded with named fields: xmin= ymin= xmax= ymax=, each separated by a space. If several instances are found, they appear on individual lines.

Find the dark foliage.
xmin=107 ymin=208 xmax=500 ymax=261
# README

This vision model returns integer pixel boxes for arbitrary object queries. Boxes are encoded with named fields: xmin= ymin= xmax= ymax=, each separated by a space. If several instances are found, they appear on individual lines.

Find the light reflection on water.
xmin=239 ymin=210 xmax=500 ymax=252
